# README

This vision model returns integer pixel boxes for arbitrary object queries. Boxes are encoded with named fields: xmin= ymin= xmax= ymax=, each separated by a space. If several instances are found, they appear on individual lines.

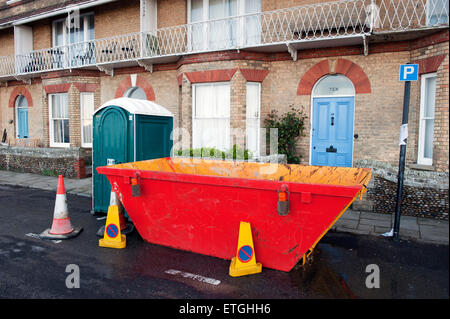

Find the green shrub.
xmin=264 ymin=105 xmax=307 ymax=164
xmin=175 ymin=145 xmax=252 ymax=161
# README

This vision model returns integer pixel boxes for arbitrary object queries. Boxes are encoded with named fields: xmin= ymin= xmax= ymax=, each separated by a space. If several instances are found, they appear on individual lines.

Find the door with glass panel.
xmin=246 ymin=82 xmax=260 ymax=157
xmin=53 ymin=13 xmax=95 ymax=68
xmin=189 ymin=0 xmax=238 ymax=51
xmin=243 ymin=0 xmax=261 ymax=46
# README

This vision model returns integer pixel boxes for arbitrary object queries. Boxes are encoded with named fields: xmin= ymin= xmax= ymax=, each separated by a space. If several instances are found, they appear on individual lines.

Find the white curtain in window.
xmin=50 ymin=94 xmax=69 ymax=145
xmin=193 ymin=83 xmax=230 ymax=151
xmin=244 ymin=0 xmax=261 ymax=45
xmin=190 ymin=0 xmax=204 ymax=51
xmin=246 ymin=82 xmax=260 ymax=156
xmin=81 ymin=93 xmax=94 ymax=146
xmin=422 ymin=75 xmax=436 ymax=159
xmin=209 ymin=0 xmax=237 ymax=50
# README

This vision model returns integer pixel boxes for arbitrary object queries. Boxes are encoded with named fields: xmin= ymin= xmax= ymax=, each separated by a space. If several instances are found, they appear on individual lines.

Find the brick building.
xmin=0 ymin=0 xmax=448 ymax=217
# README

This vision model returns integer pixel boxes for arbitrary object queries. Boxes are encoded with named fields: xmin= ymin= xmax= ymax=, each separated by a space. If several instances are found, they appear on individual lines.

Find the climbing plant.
xmin=264 ymin=106 xmax=307 ymax=164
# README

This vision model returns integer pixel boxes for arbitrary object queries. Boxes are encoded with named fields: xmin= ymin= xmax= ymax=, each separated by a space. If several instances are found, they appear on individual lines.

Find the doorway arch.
xmin=15 ymin=95 xmax=29 ymax=139
xmin=310 ymin=74 xmax=355 ymax=167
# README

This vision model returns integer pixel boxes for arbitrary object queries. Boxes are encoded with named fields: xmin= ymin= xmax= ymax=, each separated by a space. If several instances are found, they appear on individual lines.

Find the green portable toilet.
xmin=92 ymin=97 xmax=173 ymax=213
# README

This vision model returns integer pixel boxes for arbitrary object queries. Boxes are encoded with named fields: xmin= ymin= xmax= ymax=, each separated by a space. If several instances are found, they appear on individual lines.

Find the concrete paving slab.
xmin=334 ymin=218 xmax=358 ymax=229
xmin=417 ymin=218 xmax=448 ymax=226
xmin=373 ymin=226 xmax=392 ymax=235
xmin=359 ymin=218 xmax=391 ymax=228
xmin=360 ymin=211 xmax=393 ymax=221
xmin=340 ymin=210 xmax=360 ymax=220
xmin=398 ymin=216 xmax=420 ymax=231
xmin=357 ymin=224 xmax=375 ymax=233
xmin=419 ymin=224 xmax=449 ymax=244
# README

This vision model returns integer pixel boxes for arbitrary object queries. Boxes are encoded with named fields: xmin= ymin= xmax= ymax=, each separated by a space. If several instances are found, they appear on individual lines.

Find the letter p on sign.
xmin=399 ymin=64 xmax=419 ymax=81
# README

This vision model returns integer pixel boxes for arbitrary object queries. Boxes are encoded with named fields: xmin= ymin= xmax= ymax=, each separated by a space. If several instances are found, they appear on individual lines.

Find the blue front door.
xmin=17 ymin=107 xmax=29 ymax=138
xmin=311 ymin=97 xmax=354 ymax=167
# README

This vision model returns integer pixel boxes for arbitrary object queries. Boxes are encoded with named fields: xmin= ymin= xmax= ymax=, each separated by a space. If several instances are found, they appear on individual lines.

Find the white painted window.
xmin=417 ymin=73 xmax=437 ymax=165
xmin=246 ymin=82 xmax=260 ymax=156
xmin=80 ymin=92 xmax=94 ymax=148
xmin=49 ymin=93 xmax=70 ymax=148
xmin=192 ymin=82 xmax=230 ymax=151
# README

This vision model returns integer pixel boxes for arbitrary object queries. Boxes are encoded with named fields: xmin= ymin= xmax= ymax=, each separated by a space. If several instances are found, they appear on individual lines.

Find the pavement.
xmin=0 ymin=169 xmax=448 ymax=245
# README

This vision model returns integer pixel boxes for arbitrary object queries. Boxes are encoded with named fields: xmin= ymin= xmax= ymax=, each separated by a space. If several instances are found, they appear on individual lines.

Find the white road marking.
xmin=165 ymin=269 xmax=221 ymax=286
xmin=25 ymin=233 xmax=40 ymax=239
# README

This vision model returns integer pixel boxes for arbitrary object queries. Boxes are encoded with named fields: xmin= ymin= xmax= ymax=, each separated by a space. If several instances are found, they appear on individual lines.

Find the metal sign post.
xmin=393 ymin=64 xmax=418 ymax=241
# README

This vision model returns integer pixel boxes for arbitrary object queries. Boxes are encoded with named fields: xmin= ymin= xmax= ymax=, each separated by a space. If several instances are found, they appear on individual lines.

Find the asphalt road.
xmin=0 ymin=184 xmax=448 ymax=300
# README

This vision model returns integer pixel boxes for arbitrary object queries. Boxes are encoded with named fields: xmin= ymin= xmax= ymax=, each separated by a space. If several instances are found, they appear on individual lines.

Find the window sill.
xmin=50 ymin=144 xmax=71 ymax=148
xmin=409 ymin=163 xmax=435 ymax=171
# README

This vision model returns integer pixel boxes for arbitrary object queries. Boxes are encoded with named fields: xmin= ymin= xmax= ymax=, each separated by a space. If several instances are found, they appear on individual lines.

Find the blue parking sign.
xmin=399 ymin=64 xmax=419 ymax=81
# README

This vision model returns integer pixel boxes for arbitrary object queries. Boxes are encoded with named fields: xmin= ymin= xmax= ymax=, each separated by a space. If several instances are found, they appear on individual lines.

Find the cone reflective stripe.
xmin=229 ymin=221 xmax=262 ymax=277
xmin=40 ymin=175 xmax=82 ymax=240
xmin=49 ymin=175 xmax=73 ymax=235
xmin=109 ymin=191 xmax=127 ymax=231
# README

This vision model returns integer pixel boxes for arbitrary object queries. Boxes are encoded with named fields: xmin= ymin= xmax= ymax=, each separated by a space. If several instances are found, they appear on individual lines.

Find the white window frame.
xmin=417 ymin=73 xmax=437 ymax=166
xmin=192 ymin=82 xmax=231 ymax=151
xmin=80 ymin=92 xmax=94 ymax=148
xmin=246 ymin=82 xmax=261 ymax=157
xmin=49 ymin=93 xmax=70 ymax=148
xmin=52 ymin=12 xmax=95 ymax=47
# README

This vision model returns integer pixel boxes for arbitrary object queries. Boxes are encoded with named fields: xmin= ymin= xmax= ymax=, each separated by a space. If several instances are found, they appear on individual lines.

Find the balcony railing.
xmin=1 ymin=0 xmax=448 ymax=78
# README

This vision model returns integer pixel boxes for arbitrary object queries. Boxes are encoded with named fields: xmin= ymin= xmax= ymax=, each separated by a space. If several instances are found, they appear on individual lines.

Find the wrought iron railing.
xmin=0 ymin=0 xmax=448 ymax=78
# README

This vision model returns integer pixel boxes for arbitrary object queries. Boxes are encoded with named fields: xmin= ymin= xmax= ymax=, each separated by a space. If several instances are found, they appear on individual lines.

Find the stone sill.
xmin=409 ymin=164 xmax=435 ymax=171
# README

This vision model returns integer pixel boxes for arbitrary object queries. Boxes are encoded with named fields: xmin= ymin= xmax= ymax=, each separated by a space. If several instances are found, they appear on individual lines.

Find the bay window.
xmin=246 ymin=82 xmax=261 ymax=156
xmin=80 ymin=92 xmax=94 ymax=148
xmin=192 ymin=82 xmax=230 ymax=151
xmin=49 ymin=93 xmax=70 ymax=147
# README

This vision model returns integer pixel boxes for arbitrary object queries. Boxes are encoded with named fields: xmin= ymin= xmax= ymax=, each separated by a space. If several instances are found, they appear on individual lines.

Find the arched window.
xmin=312 ymin=74 xmax=355 ymax=97
xmin=15 ymin=95 xmax=29 ymax=139
xmin=124 ymin=87 xmax=147 ymax=100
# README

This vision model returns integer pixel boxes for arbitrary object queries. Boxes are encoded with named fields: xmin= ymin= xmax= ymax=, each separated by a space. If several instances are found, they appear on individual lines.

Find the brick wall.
xmin=157 ymin=0 xmax=186 ymax=28
xmin=31 ymin=18 xmax=52 ymax=50
xmin=0 ymin=28 xmax=14 ymax=56
xmin=94 ymin=0 xmax=141 ymax=38
xmin=0 ymin=80 xmax=44 ymax=146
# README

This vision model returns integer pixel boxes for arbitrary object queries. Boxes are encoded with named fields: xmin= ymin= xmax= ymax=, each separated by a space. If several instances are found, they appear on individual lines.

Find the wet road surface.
xmin=0 ymin=184 xmax=448 ymax=299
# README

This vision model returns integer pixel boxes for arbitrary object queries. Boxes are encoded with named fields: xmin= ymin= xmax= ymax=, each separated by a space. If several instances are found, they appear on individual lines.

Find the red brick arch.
xmin=297 ymin=59 xmax=371 ymax=95
xmin=8 ymin=86 xmax=33 ymax=108
xmin=115 ymin=75 xmax=155 ymax=101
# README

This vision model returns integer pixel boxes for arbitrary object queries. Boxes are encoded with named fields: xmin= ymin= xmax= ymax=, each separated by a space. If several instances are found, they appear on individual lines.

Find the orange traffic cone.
xmin=96 ymin=190 xmax=134 ymax=237
xmin=40 ymin=175 xmax=82 ymax=239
